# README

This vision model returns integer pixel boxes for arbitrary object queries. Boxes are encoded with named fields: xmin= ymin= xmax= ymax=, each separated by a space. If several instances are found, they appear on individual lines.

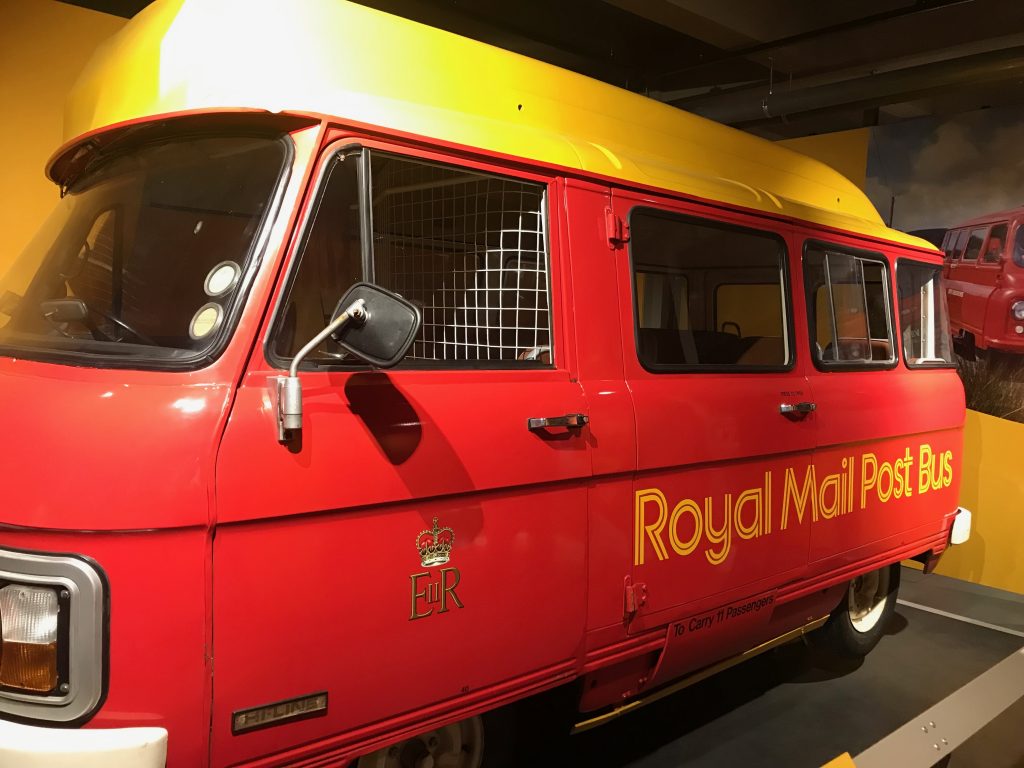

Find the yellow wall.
xmin=0 ymin=0 xmax=125 ymax=271
xmin=778 ymin=128 xmax=870 ymax=191
xmin=935 ymin=411 xmax=1024 ymax=593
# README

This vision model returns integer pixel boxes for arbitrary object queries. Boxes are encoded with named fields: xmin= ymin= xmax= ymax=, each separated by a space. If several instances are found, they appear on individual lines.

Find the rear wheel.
xmin=816 ymin=563 xmax=900 ymax=658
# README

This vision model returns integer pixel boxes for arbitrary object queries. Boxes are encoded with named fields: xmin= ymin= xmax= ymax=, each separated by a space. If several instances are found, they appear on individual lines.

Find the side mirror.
xmin=330 ymin=282 xmax=422 ymax=368
xmin=275 ymin=283 xmax=422 ymax=443
xmin=40 ymin=298 xmax=89 ymax=323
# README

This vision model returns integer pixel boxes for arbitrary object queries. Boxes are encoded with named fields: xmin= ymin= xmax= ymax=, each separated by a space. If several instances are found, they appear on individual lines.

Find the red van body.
xmin=0 ymin=3 xmax=968 ymax=767
xmin=941 ymin=207 xmax=1024 ymax=354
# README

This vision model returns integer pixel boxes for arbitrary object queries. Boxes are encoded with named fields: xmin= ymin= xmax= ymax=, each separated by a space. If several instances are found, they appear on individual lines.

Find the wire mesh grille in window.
xmin=371 ymin=157 xmax=549 ymax=363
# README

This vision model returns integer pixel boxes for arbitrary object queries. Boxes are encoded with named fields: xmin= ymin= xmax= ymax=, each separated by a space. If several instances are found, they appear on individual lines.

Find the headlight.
xmin=0 ymin=584 xmax=60 ymax=692
xmin=1012 ymin=300 xmax=1024 ymax=321
xmin=0 ymin=549 xmax=106 ymax=724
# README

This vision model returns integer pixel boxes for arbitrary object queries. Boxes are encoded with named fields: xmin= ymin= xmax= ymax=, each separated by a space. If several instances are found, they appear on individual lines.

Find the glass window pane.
xmin=369 ymin=153 xmax=550 ymax=365
xmin=271 ymin=150 xmax=551 ymax=368
xmin=898 ymin=261 xmax=954 ymax=365
xmin=952 ymin=229 xmax=970 ymax=260
xmin=0 ymin=135 xmax=287 ymax=362
xmin=271 ymin=153 xmax=363 ymax=363
xmin=804 ymin=247 xmax=894 ymax=365
xmin=630 ymin=210 xmax=789 ymax=369
xmin=983 ymin=223 xmax=1007 ymax=264
xmin=962 ymin=227 xmax=987 ymax=261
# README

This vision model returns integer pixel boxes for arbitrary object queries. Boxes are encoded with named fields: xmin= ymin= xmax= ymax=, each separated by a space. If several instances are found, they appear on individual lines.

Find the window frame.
xmin=626 ymin=205 xmax=796 ymax=374
xmin=264 ymin=140 xmax=557 ymax=372
xmin=895 ymin=258 xmax=957 ymax=370
xmin=802 ymin=239 xmax=899 ymax=372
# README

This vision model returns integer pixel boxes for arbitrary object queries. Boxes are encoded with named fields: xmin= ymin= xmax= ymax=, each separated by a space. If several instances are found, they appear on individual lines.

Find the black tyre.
xmin=816 ymin=563 xmax=900 ymax=658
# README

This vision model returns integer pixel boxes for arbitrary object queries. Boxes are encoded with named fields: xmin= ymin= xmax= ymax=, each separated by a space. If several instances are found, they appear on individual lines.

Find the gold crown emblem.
xmin=416 ymin=517 xmax=455 ymax=567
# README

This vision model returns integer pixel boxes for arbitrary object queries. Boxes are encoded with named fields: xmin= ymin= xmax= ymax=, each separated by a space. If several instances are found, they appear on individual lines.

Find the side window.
xmin=983 ymin=223 xmax=1007 ymax=264
xmin=897 ymin=260 xmax=954 ymax=366
xmin=804 ymin=245 xmax=895 ymax=367
xmin=962 ymin=227 xmax=987 ymax=261
xmin=271 ymin=149 xmax=551 ymax=368
xmin=629 ymin=209 xmax=791 ymax=370
xmin=951 ymin=228 xmax=969 ymax=261
xmin=1015 ymin=223 xmax=1024 ymax=268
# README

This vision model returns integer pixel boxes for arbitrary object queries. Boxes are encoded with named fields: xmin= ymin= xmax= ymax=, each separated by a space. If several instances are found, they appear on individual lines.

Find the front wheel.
xmin=357 ymin=711 xmax=516 ymax=768
xmin=815 ymin=563 xmax=900 ymax=658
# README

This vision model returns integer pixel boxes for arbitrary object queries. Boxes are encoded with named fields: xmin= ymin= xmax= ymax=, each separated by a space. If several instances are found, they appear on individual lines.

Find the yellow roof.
xmin=61 ymin=0 xmax=930 ymax=250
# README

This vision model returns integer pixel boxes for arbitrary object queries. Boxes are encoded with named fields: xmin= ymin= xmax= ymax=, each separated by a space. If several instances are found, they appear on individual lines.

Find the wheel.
xmin=952 ymin=332 xmax=976 ymax=361
xmin=357 ymin=712 xmax=515 ymax=768
xmin=815 ymin=563 xmax=900 ymax=658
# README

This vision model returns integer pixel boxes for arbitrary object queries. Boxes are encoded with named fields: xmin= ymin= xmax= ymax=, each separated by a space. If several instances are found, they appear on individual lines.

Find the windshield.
xmin=0 ymin=134 xmax=288 ymax=366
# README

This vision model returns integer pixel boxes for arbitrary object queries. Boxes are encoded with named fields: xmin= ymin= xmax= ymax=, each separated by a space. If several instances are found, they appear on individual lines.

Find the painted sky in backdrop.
xmin=866 ymin=104 xmax=1024 ymax=233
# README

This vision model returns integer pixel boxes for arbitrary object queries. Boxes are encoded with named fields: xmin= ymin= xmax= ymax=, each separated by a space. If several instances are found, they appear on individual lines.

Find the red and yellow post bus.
xmin=941 ymin=206 xmax=1024 ymax=356
xmin=0 ymin=1 xmax=970 ymax=765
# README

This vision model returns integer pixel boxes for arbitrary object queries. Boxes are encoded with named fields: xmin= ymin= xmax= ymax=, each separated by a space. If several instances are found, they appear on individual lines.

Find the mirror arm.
xmin=276 ymin=298 xmax=367 ymax=442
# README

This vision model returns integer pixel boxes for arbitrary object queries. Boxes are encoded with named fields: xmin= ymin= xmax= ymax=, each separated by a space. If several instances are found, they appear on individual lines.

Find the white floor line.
xmin=896 ymin=598 xmax=1024 ymax=638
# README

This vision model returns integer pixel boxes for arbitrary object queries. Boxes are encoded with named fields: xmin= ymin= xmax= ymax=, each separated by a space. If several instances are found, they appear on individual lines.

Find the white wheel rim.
xmin=357 ymin=716 xmax=484 ymax=768
xmin=848 ymin=567 xmax=891 ymax=633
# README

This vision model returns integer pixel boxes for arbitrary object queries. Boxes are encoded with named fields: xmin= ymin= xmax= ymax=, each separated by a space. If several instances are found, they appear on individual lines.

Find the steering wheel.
xmin=86 ymin=304 xmax=156 ymax=345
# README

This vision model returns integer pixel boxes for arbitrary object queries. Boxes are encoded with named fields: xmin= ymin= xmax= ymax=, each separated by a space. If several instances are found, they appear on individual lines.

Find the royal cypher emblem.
xmin=409 ymin=517 xmax=463 ymax=621
xmin=416 ymin=517 xmax=455 ymax=567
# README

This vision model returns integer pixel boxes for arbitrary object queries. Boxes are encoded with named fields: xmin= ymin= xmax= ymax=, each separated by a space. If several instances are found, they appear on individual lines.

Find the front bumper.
xmin=0 ymin=718 xmax=166 ymax=767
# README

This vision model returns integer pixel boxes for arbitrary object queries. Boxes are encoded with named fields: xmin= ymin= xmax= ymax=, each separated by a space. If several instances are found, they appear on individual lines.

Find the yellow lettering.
xmin=818 ymin=472 xmax=842 ymax=519
xmin=704 ymin=496 xmax=732 ymax=566
xmin=782 ymin=465 xmax=818 ymax=529
xmin=669 ymin=499 xmax=703 ymax=556
xmin=634 ymin=489 xmax=669 ymax=566
xmin=919 ymin=444 xmax=934 ymax=494
xmin=861 ymin=453 xmax=877 ymax=508
xmin=734 ymin=487 xmax=763 ymax=540
xmin=942 ymin=450 xmax=953 ymax=487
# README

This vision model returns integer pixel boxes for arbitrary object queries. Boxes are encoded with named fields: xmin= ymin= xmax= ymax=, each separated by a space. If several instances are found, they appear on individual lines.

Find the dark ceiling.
xmin=58 ymin=0 xmax=1024 ymax=139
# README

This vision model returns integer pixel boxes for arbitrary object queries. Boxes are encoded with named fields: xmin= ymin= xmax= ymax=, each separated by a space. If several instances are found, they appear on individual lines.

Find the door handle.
xmin=527 ymin=413 xmax=589 ymax=431
xmin=779 ymin=402 xmax=816 ymax=418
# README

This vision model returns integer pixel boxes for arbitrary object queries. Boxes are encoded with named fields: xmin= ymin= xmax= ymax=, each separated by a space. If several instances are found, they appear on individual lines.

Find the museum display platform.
xmin=546 ymin=567 xmax=1024 ymax=767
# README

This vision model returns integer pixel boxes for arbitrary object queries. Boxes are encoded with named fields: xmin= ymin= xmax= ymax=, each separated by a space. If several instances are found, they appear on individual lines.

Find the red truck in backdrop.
xmin=942 ymin=207 xmax=1024 ymax=356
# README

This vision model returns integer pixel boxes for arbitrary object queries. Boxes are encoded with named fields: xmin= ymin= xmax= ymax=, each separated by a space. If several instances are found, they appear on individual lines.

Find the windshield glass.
xmin=0 ymin=134 xmax=288 ymax=366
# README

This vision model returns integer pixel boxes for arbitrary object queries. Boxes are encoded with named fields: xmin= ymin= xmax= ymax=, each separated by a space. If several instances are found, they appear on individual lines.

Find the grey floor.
xmin=553 ymin=568 xmax=1024 ymax=767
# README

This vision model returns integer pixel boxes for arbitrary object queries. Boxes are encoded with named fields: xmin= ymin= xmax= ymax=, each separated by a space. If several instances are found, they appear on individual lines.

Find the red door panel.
xmin=612 ymin=191 xmax=817 ymax=636
xmin=212 ymin=145 xmax=593 ymax=765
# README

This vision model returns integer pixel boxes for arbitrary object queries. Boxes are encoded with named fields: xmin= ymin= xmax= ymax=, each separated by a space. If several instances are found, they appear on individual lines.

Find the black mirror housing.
xmin=41 ymin=298 xmax=90 ymax=323
xmin=331 ymin=282 xmax=421 ymax=368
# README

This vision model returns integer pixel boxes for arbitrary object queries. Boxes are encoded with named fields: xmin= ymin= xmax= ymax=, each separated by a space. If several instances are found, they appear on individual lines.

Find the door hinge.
xmin=624 ymin=576 xmax=647 ymax=623
xmin=605 ymin=208 xmax=630 ymax=248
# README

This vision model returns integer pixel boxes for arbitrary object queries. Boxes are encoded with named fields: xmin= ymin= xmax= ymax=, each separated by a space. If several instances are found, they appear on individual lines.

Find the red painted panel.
xmin=0 ymin=527 xmax=210 ymax=768
xmin=610 ymin=191 xmax=818 ymax=632
xmin=0 ymin=357 xmax=230 ymax=531
xmin=209 ymin=489 xmax=586 ymax=766
xmin=212 ymin=139 xmax=594 ymax=766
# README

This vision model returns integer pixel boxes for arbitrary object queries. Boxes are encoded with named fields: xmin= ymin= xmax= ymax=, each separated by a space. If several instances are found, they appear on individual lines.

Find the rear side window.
xmin=804 ymin=245 xmax=895 ymax=368
xmin=962 ymin=227 xmax=987 ymax=261
xmin=897 ymin=261 xmax=954 ymax=366
xmin=982 ymin=223 xmax=1008 ymax=264
xmin=629 ymin=209 xmax=790 ymax=370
